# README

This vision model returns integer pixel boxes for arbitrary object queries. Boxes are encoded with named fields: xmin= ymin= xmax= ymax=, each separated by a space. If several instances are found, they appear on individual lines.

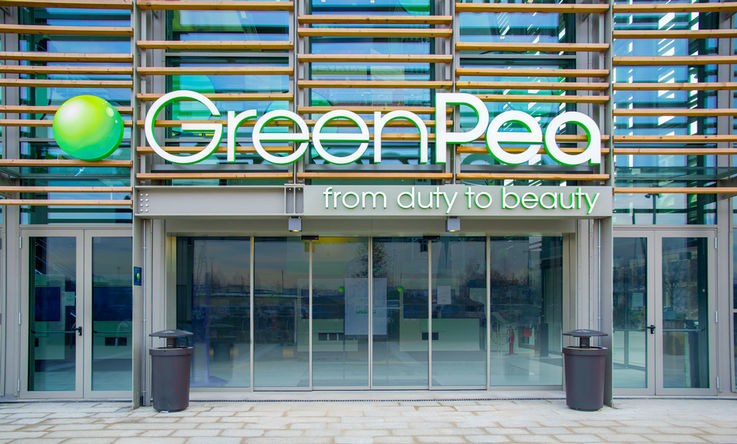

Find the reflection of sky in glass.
xmin=173 ymin=11 xmax=288 ymax=41
xmin=459 ymin=12 xmax=564 ymax=44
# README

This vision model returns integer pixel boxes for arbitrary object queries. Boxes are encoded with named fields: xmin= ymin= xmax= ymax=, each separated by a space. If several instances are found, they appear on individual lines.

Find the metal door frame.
xmin=614 ymin=227 xmax=717 ymax=396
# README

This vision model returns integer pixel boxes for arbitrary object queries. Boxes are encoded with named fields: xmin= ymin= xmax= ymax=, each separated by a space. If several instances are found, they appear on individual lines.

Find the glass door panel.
xmin=660 ymin=237 xmax=710 ymax=389
xmin=312 ymin=238 xmax=369 ymax=388
xmin=431 ymin=237 xmax=486 ymax=387
xmin=254 ymin=238 xmax=309 ymax=388
xmin=176 ymin=238 xmax=252 ymax=388
xmin=27 ymin=236 xmax=80 ymax=393
xmin=613 ymin=237 xmax=651 ymax=390
xmin=489 ymin=237 xmax=563 ymax=386
xmin=372 ymin=238 xmax=428 ymax=387
xmin=90 ymin=237 xmax=132 ymax=391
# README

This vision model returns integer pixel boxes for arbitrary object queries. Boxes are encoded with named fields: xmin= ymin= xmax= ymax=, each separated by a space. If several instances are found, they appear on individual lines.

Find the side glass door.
xmin=21 ymin=233 xmax=83 ymax=398
xmin=614 ymin=230 xmax=716 ymax=395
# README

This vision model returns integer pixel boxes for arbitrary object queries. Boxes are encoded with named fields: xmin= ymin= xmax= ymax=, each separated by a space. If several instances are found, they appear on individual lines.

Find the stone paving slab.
xmin=0 ymin=398 xmax=735 ymax=443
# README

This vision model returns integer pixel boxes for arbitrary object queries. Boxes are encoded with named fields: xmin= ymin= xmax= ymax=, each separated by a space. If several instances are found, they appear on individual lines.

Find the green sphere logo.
xmin=52 ymin=95 xmax=123 ymax=161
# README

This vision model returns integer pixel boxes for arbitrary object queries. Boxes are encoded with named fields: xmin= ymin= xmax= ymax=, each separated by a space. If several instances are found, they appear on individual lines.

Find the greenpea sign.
xmin=144 ymin=90 xmax=602 ymax=167
xmin=52 ymin=95 xmax=124 ymax=161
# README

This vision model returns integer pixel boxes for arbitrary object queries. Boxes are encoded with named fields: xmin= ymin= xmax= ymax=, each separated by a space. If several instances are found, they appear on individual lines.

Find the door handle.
xmin=647 ymin=324 xmax=656 ymax=334
xmin=74 ymin=326 xmax=83 ymax=336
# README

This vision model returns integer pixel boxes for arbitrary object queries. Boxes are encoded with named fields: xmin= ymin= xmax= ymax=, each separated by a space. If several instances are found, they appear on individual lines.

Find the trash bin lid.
xmin=150 ymin=329 xmax=193 ymax=338
xmin=563 ymin=329 xmax=607 ymax=337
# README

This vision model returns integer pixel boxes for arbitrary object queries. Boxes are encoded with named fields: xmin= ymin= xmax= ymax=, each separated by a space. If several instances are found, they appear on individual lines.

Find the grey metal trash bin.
xmin=149 ymin=329 xmax=193 ymax=412
xmin=562 ymin=329 xmax=608 ymax=411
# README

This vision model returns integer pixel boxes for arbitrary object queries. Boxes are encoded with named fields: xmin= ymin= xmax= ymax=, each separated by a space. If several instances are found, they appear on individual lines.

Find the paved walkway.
xmin=0 ymin=398 xmax=736 ymax=443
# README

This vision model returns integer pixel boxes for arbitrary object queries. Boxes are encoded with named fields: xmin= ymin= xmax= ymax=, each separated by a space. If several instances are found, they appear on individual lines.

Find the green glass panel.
xmin=91 ymin=237 xmax=132 ymax=391
xmin=662 ymin=237 xmax=709 ymax=389
xmin=431 ymin=237 xmax=486 ymax=387
xmin=372 ymin=238 xmax=428 ymax=387
xmin=312 ymin=238 xmax=369 ymax=387
xmin=176 ymin=238 xmax=251 ymax=388
xmin=613 ymin=237 xmax=648 ymax=389
xmin=489 ymin=237 xmax=562 ymax=386
xmin=254 ymin=238 xmax=309 ymax=388
xmin=28 ymin=237 xmax=77 ymax=392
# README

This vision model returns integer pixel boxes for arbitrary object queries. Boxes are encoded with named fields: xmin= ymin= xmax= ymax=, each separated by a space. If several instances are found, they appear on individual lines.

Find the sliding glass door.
xmin=176 ymin=235 xmax=563 ymax=390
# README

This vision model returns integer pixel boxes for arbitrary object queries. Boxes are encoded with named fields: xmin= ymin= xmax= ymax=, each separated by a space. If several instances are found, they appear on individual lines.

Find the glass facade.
xmin=1 ymin=0 xmax=735 ymax=400
xmin=175 ymin=236 xmax=562 ymax=389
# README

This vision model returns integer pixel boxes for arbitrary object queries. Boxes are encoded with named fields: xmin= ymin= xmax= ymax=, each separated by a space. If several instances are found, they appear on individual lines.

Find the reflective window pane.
xmin=254 ymin=238 xmax=309 ymax=388
xmin=662 ymin=237 xmax=709 ymax=389
xmin=91 ymin=237 xmax=132 ymax=391
xmin=312 ymin=238 xmax=369 ymax=387
xmin=490 ymin=237 xmax=562 ymax=386
xmin=177 ymin=238 xmax=251 ymax=388
xmin=28 ymin=237 xmax=77 ymax=391
xmin=613 ymin=237 xmax=648 ymax=389
xmin=372 ymin=238 xmax=428 ymax=387
xmin=431 ymin=237 xmax=486 ymax=387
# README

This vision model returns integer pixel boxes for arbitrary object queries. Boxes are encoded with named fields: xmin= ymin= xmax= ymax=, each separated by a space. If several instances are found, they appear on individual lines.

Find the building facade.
xmin=0 ymin=0 xmax=735 ymax=406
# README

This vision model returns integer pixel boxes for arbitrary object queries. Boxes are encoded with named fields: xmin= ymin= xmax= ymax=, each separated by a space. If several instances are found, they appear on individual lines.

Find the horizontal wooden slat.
xmin=298 ymin=80 xmax=452 ymax=89
xmin=457 ymin=42 xmax=609 ymax=53
xmin=298 ymin=172 xmax=453 ymax=180
xmin=0 ymin=159 xmax=131 ymax=167
xmin=613 ymin=29 xmax=737 ymax=39
xmin=138 ymin=0 xmax=293 ymax=10
xmin=0 ymin=186 xmax=132 ymax=193
xmin=0 ymin=199 xmax=132 ymax=206
xmin=0 ymin=105 xmax=132 ymax=114
xmin=298 ymin=15 xmax=452 ymax=25
xmin=0 ymin=78 xmax=132 ymax=88
xmin=613 ymin=56 xmax=737 ymax=66
xmin=137 ymin=41 xmax=292 ymax=50
xmin=457 ymin=146 xmax=611 ymax=155
xmin=614 ymin=187 xmax=737 ymax=194
xmin=136 ymin=119 xmax=449 ymax=128
xmin=0 ymin=0 xmax=132 ymax=8
xmin=137 ymin=172 xmax=293 ymax=180
xmin=298 ymin=28 xmax=452 ymax=38
xmin=614 ymin=135 xmax=737 ymax=143
xmin=614 ymin=148 xmax=737 ymax=155
xmin=136 ymin=92 xmax=292 ymax=102
xmin=455 ymin=3 xmax=610 ymax=14
xmin=614 ymin=82 xmax=737 ymax=91
xmin=475 ymin=94 xmax=610 ymax=104
xmin=613 ymin=3 xmax=737 ymax=14
xmin=0 ymin=119 xmax=132 ymax=127
xmin=137 ymin=145 xmax=292 ymax=154
xmin=0 ymin=24 xmax=132 ymax=36
xmin=613 ymin=109 xmax=737 ymax=117
xmin=137 ymin=66 xmax=292 ymax=76
xmin=455 ymin=68 xmax=609 ymax=78
xmin=0 ymin=51 xmax=132 ymax=62
xmin=457 ymin=81 xmax=609 ymax=91
xmin=298 ymin=106 xmax=438 ymax=114
xmin=456 ymin=173 xmax=609 ymax=181
xmin=0 ymin=65 xmax=133 ymax=75
xmin=298 ymin=54 xmax=452 ymax=63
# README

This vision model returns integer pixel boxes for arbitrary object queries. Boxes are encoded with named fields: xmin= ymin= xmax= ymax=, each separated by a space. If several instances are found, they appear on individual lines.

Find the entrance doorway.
xmin=176 ymin=235 xmax=565 ymax=390
xmin=613 ymin=229 xmax=717 ymax=395
xmin=20 ymin=229 xmax=132 ymax=399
